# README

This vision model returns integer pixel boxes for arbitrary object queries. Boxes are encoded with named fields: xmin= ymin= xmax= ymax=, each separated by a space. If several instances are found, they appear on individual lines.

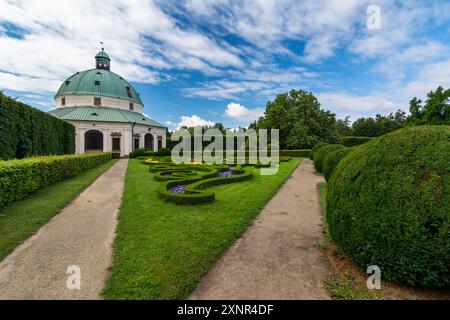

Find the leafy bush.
xmin=313 ymin=144 xmax=345 ymax=173
xmin=280 ymin=150 xmax=311 ymax=157
xmin=0 ymin=153 xmax=112 ymax=208
xmin=326 ymin=126 xmax=450 ymax=286
xmin=0 ymin=92 xmax=75 ymax=160
xmin=130 ymin=149 xmax=155 ymax=158
xmin=112 ymin=152 xmax=121 ymax=159
xmin=341 ymin=136 xmax=372 ymax=147
xmin=322 ymin=148 xmax=353 ymax=181
xmin=154 ymin=147 xmax=171 ymax=157
xmin=309 ymin=142 xmax=329 ymax=160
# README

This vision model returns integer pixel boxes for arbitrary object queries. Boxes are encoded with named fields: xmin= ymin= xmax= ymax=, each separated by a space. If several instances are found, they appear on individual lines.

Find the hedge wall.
xmin=309 ymin=142 xmax=329 ymax=160
xmin=0 ymin=153 xmax=112 ymax=208
xmin=327 ymin=126 xmax=450 ymax=286
xmin=280 ymin=150 xmax=311 ymax=157
xmin=313 ymin=144 xmax=345 ymax=173
xmin=341 ymin=136 xmax=372 ymax=147
xmin=0 ymin=92 xmax=75 ymax=160
xmin=322 ymin=147 xmax=353 ymax=181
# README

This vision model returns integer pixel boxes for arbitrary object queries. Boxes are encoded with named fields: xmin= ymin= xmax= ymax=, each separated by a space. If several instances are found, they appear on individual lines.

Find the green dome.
xmin=54 ymin=69 xmax=143 ymax=105
xmin=95 ymin=50 xmax=111 ymax=61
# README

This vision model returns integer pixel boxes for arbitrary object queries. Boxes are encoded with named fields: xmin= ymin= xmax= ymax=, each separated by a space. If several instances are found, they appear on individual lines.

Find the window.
xmin=94 ymin=80 xmax=100 ymax=85
xmin=126 ymin=86 xmax=132 ymax=98
xmin=65 ymin=81 xmax=70 ymax=86
xmin=61 ymin=97 xmax=66 ymax=106
xmin=94 ymin=97 xmax=101 ymax=106
xmin=112 ymin=137 xmax=121 ymax=151
xmin=129 ymin=103 xmax=134 ymax=111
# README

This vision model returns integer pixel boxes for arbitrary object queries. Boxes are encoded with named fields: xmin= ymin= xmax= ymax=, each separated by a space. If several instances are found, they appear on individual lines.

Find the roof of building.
xmin=95 ymin=50 xmax=111 ymax=61
xmin=49 ymin=106 xmax=166 ymax=128
xmin=54 ymin=68 xmax=143 ymax=104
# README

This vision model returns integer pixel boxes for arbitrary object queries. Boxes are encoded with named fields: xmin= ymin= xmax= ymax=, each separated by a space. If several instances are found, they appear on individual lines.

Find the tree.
xmin=407 ymin=86 xmax=450 ymax=125
xmin=336 ymin=116 xmax=353 ymax=136
xmin=352 ymin=109 xmax=406 ymax=137
xmin=253 ymin=89 xmax=339 ymax=149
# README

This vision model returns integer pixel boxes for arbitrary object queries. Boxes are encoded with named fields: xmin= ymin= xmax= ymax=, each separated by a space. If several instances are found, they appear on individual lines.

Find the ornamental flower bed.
xmin=169 ymin=184 xmax=187 ymax=194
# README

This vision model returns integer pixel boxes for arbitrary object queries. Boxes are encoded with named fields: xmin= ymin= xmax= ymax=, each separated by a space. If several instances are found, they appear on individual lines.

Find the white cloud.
xmin=224 ymin=103 xmax=264 ymax=121
xmin=317 ymin=92 xmax=397 ymax=120
xmin=0 ymin=0 xmax=243 ymax=93
xmin=176 ymin=115 xmax=215 ymax=129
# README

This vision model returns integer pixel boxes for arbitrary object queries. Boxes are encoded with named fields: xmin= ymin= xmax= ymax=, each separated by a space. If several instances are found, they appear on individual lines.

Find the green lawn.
xmin=103 ymin=158 xmax=302 ymax=299
xmin=0 ymin=159 xmax=118 ymax=262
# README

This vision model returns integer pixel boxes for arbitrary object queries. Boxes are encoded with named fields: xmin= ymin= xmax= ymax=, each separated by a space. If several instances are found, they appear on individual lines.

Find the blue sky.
xmin=1 ymin=0 xmax=449 ymax=130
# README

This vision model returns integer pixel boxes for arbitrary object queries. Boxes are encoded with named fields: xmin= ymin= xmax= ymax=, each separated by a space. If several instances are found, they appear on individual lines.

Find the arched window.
xmin=85 ymin=130 xmax=103 ymax=152
xmin=144 ymin=133 xmax=154 ymax=150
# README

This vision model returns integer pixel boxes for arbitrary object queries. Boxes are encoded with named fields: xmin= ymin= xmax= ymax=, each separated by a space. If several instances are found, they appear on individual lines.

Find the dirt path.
xmin=0 ymin=159 xmax=128 ymax=300
xmin=190 ymin=159 xmax=333 ymax=300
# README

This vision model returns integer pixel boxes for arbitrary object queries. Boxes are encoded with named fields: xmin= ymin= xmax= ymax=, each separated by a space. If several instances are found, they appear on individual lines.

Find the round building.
xmin=49 ymin=50 xmax=166 ymax=157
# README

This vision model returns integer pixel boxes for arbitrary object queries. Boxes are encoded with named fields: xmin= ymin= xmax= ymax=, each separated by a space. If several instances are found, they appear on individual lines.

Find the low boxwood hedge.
xmin=157 ymin=167 xmax=253 ymax=205
xmin=309 ymin=142 xmax=329 ymax=160
xmin=280 ymin=150 xmax=311 ymax=157
xmin=0 ymin=152 xmax=112 ymax=208
xmin=130 ymin=149 xmax=155 ymax=158
xmin=322 ymin=148 xmax=353 ymax=181
xmin=313 ymin=144 xmax=345 ymax=173
xmin=326 ymin=126 xmax=450 ymax=287
xmin=341 ymin=136 xmax=372 ymax=147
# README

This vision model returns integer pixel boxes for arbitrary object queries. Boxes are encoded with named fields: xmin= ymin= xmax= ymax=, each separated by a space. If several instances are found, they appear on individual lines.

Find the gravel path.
xmin=0 ymin=159 xmax=128 ymax=300
xmin=190 ymin=159 xmax=333 ymax=300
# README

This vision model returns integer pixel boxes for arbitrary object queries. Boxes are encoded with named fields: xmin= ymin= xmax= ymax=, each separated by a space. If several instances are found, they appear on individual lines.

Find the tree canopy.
xmin=351 ymin=110 xmax=406 ymax=137
xmin=251 ymin=89 xmax=339 ymax=149
xmin=407 ymin=86 xmax=450 ymax=125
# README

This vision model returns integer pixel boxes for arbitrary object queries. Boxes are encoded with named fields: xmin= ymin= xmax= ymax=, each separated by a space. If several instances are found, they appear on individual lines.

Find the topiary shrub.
xmin=313 ymin=144 xmax=345 ymax=173
xmin=326 ymin=126 xmax=450 ymax=287
xmin=130 ymin=148 xmax=154 ymax=158
xmin=309 ymin=142 xmax=329 ymax=160
xmin=154 ymin=147 xmax=171 ymax=157
xmin=0 ymin=152 xmax=112 ymax=208
xmin=341 ymin=136 xmax=372 ymax=147
xmin=322 ymin=148 xmax=353 ymax=181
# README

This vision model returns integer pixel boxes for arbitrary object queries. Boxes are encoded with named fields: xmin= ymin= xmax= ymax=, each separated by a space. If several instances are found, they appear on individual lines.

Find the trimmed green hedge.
xmin=130 ymin=149 xmax=155 ymax=158
xmin=0 ymin=153 xmax=112 ymax=208
xmin=313 ymin=144 xmax=345 ymax=173
xmin=280 ymin=150 xmax=311 ymax=157
xmin=157 ymin=166 xmax=253 ymax=205
xmin=322 ymin=148 xmax=353 ymax=181
xmin=327 ymin=126 xmax=450 ymax=286
xmin=309 ymin=142 xmax=329 ymax=160
xmin=341 ymin=136 xmax=372 ymax=147
xmin=0 ymin=92 xmax=75 ymax=160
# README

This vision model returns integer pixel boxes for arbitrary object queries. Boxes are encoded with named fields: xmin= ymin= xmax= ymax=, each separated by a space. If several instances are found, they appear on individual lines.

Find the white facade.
xmin=56 ymin=95 xmax=144 ymax=114
xmin=70 ymin=121 xmax=166 ymax=157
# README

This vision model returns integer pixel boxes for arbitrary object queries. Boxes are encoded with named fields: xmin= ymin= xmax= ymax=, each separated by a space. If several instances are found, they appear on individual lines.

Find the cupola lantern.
xmin=95 ymin=48 xmax=111 ymax=71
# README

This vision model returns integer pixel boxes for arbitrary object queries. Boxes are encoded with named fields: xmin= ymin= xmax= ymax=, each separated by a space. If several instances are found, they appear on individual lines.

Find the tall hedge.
xmin=309 ymin=142 xmax=329 ymax=160
xmin=0 ymin=153 xmax=112 ymax=208
xmin=341 ymin=136 xmax=372 ymax=147
xmin=322 ymin=148 xmax=353 ymax=181
xmin=326 ymin=126 xmax=450 ymax=286
xmin=0 ymin=92 xmax=75 ymax=160
xmin=313 ymin=144 xmax=345 ymax=173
